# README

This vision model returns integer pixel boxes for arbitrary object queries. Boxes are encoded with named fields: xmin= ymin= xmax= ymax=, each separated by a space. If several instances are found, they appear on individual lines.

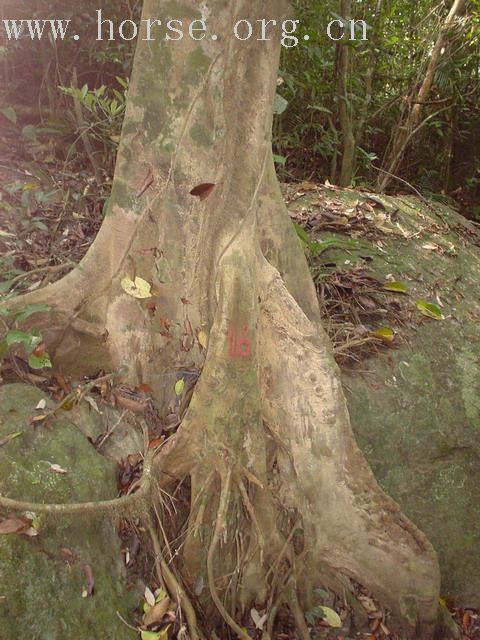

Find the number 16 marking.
xmin=228 ymin=325 xmax=252 ymax=359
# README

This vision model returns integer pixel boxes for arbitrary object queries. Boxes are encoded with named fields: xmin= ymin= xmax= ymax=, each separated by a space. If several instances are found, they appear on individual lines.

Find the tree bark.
xmin=4 ymin=1 xmax=440 ymax=637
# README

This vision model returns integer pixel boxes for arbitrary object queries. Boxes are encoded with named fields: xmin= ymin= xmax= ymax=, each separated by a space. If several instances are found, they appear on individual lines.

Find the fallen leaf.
xmin=174 ymin=379 xmax=185 ymax=396
xmin=145 ymin=586 xmax=156 ymax=608
xmin=197 ymin=330 xmax=208 ymax=349
xmin=383 ymin=281 xmax=408 ymax=294
xmin=0 ymin=517 xmax=31 ymax=534
xmin=251 ymin=608 xmax=268 ymax=630
xmin=318 ymin=606 xmax=342 ymax=628
xmin=140 ymin=630 xmax=162 ymax=640
xmin=121 ymin=276 xmax=152 ymax=299
xmin=422 ymin=242 xmax=440 ymax=252
xmin=416 ymin=299 xmax=443 ymax=320
xmin=144 ymin=597 xmax=170 ymax=626
xmin=28 ymin=353 xmax=52 ymax=370
xmin=83 ymin=564 xmax=95 ymax=596
xmin=372 ymin=327 xmax=395 ymax=344
xmin=23 ymin=527 xmax=39 ymax=537
xmin=33 ymin=343 xmax=46 ymax=357
xmin=189 ymin=183 xmax=215 ymax=201
xmin=192 ymin=574 xmax=204 ymax=596
xmin=31 ymin=414 xmax=47 ymax=423
xmin=358 ymin=595 xmax=377 ymax=613
xmin=154 ymin=588 xmax=167 ymax=602
xmin=48 ymin=463 xmax=68 ymax=474
xmin=84 ymin=395 xmax=102 ymax=414
xmin=0 ymin=431 xmax=22 ymax=448
xmin=55 ymin=373 xmax=71 ymax=393
xmin=115 ymin=393 xmax=149 ymax=413
xmin=148 ymin=436 xmax=165 ymax=449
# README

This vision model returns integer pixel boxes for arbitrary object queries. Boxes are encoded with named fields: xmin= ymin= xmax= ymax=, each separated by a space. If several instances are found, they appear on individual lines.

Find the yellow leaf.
xmin=159 ymin=626 xmax=171 ymax=640
xmin=383 ymin=281 xmax=408 ymax=294
xmin=372 ymin=327 xmax=395 ymax=344
xmin=318 ymin=606 xmax=342 ymax=628
xmin=140 ymin=631 xmax=161 ymax=640
xmin=416 ymin=299 xmax=443 ymax=320
xmin=121 ymin=276 xmax=152 ymax=299
xmin=197 ymin=330 xmax=208 ymax=349
xmin=175 ymin=379 xmax=185 ymax=396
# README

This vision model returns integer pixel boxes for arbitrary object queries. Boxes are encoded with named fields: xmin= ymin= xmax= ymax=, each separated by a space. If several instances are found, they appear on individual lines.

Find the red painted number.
xmin=228 ymin=325 xmax=252 ymax=359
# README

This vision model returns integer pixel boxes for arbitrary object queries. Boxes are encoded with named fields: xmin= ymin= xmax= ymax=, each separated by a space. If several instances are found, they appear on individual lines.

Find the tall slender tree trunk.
xmin=4 ymin=1 xmax=440 ymax=637
xmin=377 ymin=0 xmax=466 ymax=191
xmin=336 ymin=0 xmax=356 ymax=186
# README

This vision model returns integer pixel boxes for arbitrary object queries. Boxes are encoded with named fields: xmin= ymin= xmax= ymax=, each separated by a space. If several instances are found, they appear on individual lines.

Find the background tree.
xmin=377 ymin=0 xmax=468 ymax=190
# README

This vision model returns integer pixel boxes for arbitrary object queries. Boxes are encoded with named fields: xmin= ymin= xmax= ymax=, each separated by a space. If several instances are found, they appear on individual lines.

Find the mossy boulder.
xmin=290 ymin=187 xmax=480 ymax=606
xmin=0 ymin=384 xmax=138 ymax=639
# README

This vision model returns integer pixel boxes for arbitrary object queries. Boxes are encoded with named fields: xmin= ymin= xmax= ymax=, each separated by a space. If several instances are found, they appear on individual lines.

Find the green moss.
xmin=0 ymin=384 xmax=139 ymax=639
xmin=163 ymin=1 xmax=201 ymax=20
xmin=185 ymin=46 xmax=211 ymax=86
xmin=189 ymin=122 xmax=214 ymax=148
xmin=110 ymin=180 xmax=135 ymax=214
xmin=458 ymin=347 xmax=480 ymax=427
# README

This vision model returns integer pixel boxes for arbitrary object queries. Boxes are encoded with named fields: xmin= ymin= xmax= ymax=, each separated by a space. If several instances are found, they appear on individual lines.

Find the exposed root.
xmin=148 ymin=517 xmax=202 ymax=640
xmin=287 ymin=579 xmax=311 ymax=640
xmin=237 ymin=474 xmax=264 ymax=566
xmin=0 ymin=427 xmax=154 ymax=516
xmin=206 ymin=467 xmax=253 ymax=640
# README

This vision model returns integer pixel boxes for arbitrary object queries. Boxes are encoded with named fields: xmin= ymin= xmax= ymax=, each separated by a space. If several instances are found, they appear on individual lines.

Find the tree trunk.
xmin=377 ymin=0 xmax=466 ymax=191
xmin=336 ymin=0 xmax=356 ymax=187
xmin=4 ymin=1 xmax=440 ymax=637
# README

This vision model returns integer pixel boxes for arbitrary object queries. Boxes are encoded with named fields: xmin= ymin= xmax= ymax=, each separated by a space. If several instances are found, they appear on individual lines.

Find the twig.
xmin=116 ymin=611 xmax=139 ymax=632
xmin=41 ymin=367 xmax=128 ymax=422
xmin=8 ymin=263 xmax=72 ymax=287
xmin=371 ymin=165 xmax=446 ymax=220
xmin=96 ymin=410 xmax=127 ymax=449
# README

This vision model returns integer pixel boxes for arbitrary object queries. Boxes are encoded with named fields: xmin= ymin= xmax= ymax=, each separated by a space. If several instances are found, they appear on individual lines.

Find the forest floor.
xmin=1 ymin=131 xmax=479 ymax=640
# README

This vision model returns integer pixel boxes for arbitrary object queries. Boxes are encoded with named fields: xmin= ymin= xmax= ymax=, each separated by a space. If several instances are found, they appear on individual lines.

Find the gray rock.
xmin=316 ymin=193 xmax=480 ymax=606
xmin=290 ymin=188 xmax=480 ymax=605
xmin=0 ymin=384 xmax=138 ymax=639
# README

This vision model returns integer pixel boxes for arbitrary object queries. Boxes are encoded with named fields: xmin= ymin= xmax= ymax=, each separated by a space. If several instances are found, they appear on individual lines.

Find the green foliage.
xmin=0 ymin=305 xmax=52 ymax=370
xmin=59 ymin=78 xmax=128 ymax=171
xmin=0 ymin=0 xmax=478 ymax=214
xmin=294 ymin=223 xmax=358 ymax=257
xmin=273 ymin=0 xmax=479 ymax=206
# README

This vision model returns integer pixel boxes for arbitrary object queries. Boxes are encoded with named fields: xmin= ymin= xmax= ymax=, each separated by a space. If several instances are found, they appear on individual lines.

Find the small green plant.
xmin=0 ymin=304 xmax=52 ymax=370
xmin=293 ymin=223 xmax=358 ymax=257
xmin=59 ymin=78 xmax=128 ymax=159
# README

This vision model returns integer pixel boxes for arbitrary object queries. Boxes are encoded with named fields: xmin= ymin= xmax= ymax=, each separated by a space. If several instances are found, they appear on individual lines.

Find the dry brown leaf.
xmin=189 ymin=183 xmax=215 ymax=201
xmin=144 ymin=597 xmax=170 ymax=627
xmin=83 ymin=564 xmax=95 ymax=596
xmin=0 ymin=517 xmax=31 ymax=535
